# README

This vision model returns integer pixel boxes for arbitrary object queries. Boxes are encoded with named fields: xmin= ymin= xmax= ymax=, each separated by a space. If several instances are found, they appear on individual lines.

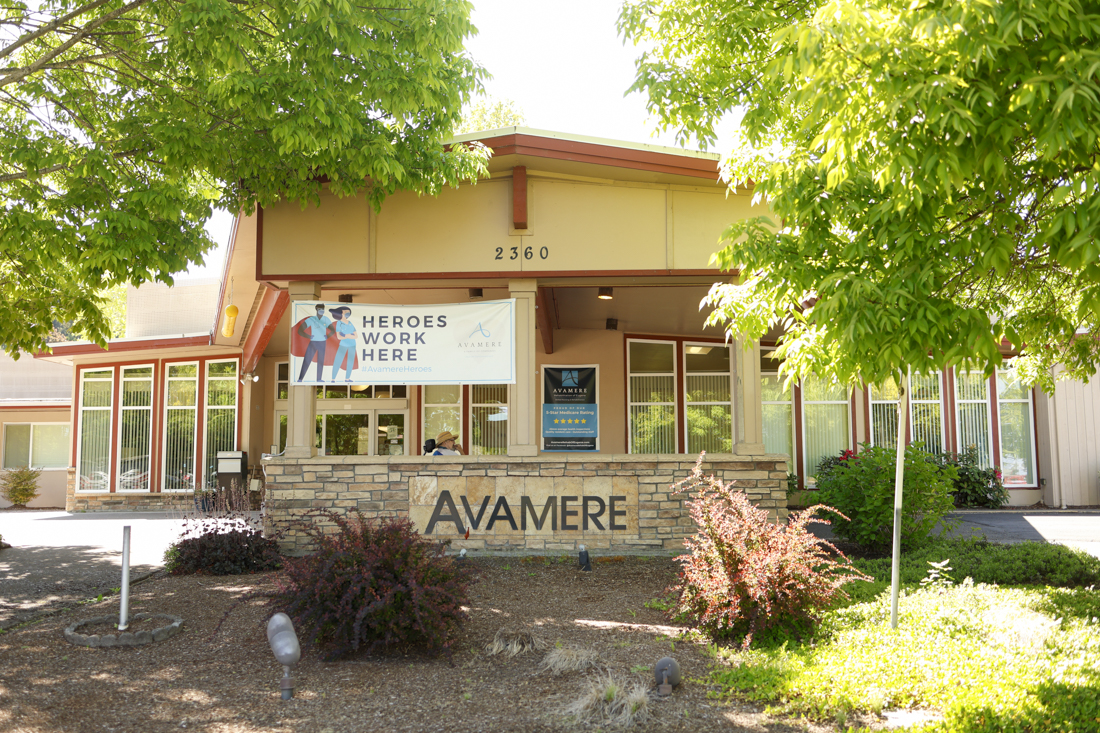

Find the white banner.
xmin=289 ymin=299 xmax=516 ymax=386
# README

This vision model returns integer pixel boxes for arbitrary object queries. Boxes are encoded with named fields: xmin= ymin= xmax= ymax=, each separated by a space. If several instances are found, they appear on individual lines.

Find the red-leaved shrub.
xmin=276 ymin=510 xmax=472 ymax=659
xmin=671 ymin=456 xmax=868 ymax=648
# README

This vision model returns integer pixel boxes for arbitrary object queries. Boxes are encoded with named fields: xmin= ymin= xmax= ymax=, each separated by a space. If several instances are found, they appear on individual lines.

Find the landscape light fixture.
xmin=654 ymin=656 xmax=682 ymax=696
xmin=469 ymin=288 xmax=484 ymax=300
xmin=266 ymin=613 xmax=301 ymax=700
xmin=597 ymin=287 xmax=614 ymax=300
xmin=578 ymin=545 xmax=592 ymax=572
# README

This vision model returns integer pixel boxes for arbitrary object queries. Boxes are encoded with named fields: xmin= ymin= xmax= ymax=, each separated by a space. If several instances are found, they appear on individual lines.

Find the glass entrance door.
xmin=376 ymin=413 xmax=406 ymax=456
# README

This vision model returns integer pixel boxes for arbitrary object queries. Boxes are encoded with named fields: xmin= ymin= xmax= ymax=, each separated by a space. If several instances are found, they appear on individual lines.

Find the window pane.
xmin=424 ymin=405 xmax=460 ymax=447
xmin=999 ymin=401 xmax=1035 ymax=485
xmin=207 ymin=379 xmax=237 ymax=407
xmin=762 ymin=404 xmax=792 ymax=456
xmin=630 ymin=405 xmax=676 ymax=454
xmin=629 ymin=341 xmax=674 ymax=373
xmin=85 ymin=369 xmax=112 ymax=379
xmin=277 ymin=363 xmax=289 ymax=381
xmin=957 ymin=402 xmax=992 ymax=467
xmin=472 ymin=384 xmax=507 ymax=404
xmin=761 ymin=374 xmax=791 ymax=402
xmin=169 ymin=364 xmax=197 ymax=378
xmin=204 ymin=408 xmax=236 ymax=488
xmin=685 ymin=345 xmax=730 ymax=373
xmin=956 ymin=372 xmax=989 ymax=401
xmin=278 ymin=382 xmax=290 ymax=399
xmin=911 ymin=372 xmax=941 ymax=402
xmin=3 ymin=424 xmax=31 ymax=469
xmin=686 ymin=374 xmax=730 ymax=403
xmin=911 ymin=402 xmax=942 ymax=452
xmin=392 ymin=385 xmax=407 ymax=399
xmin=82 ymin=380 xmax=112 ymax=408
xmin=425 ymin=385 xmax=460 ymax=404
xmin=122 ymin=377 xmax=152 ymax=407
xmin=350 ymin=385 xmax=371 ymax=398
xmin=471 ymin=406 xmax=508 ymax=455
xmin=124 ymin=366 xmax=152 ymax=377
xmin=324 ymin=414 xmax=372 ymax=456
xmin=31 ymin=425 xmax=69 ymax=469
xmin=168 ymin=380 xmax=197 ymax=406
xmin=78 ymin=411 xmax=111 ymax=491
xmin=629 ymin=375 xmax=675 ymax=404
xmin=118 ymin=409 xmax=152 ymax=491
xmin=802 ymin=375 xmax=847 ymax=402
xmin=686 ymin=404 xmax=731 ymax=454
xmin=164 ymin=408 xmax=196 ymax=492
xmin=278 ymin=414 xmax=288 ymax=453
xmin=324 ymin=385 xmax=349 ymax=399
xmin=872 ymin=402 xmax=900 ymax=450
xmin=804 ymin=403 xmax=849 ymax=479
xmin=997 ymin=369 xmax=1029 ymax=401
xmin=870 ymin=377 xmax=900 ymax=402
xmin=208 ymin=361 xmax=237 ymax=377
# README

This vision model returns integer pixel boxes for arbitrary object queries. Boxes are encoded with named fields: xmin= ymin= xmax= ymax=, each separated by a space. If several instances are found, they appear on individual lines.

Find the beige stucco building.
xmin=26 ymin=129 xmax=1091 ymax=546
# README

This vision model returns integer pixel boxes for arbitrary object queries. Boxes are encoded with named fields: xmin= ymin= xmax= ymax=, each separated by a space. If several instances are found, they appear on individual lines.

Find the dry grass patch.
xmin=540 ymin=645 xmax=601 ymax=675
xmin=486 ymin=627 xmax=547 ymax=657
xmin=564 ymin=672 xmax=651 ymax=727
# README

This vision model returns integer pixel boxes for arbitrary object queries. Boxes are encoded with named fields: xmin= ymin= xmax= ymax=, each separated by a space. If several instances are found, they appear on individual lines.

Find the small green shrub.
xmin=670 ymin=457 xmax=868 ymax=648
xmin=854 ymin=537 xmax=1100 ymax=588
xmin=164 ymin=516 xmax=281 ymax=575
xmin=939 ymin=446 xmax=1008 ymax=508
xmin=276 ymin=510 xmax=473 ymax=659
xmin=1 ymin=465 xmax=41 ymax=506
xmin=815 ymin=443 xmax=957 ymax=549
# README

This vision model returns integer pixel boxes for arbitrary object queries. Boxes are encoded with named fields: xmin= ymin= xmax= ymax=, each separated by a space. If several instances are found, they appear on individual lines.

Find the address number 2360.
xmin=495 ymin=246 xmax=549 ymax=261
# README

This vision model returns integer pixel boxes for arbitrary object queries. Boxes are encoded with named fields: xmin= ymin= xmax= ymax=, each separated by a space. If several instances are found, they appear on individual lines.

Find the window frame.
xmin=866 ymin=371 xmax=948 ymax=453
xmin=115 ymin=363 xmax=156 ymax=493
xmin=75 ymin=366 xmax=116 ymax=493
xmin=760 ymin=370 xmax=796 ymax=459
xmin=469 ymin=383 xmax=510 ymax=456
xmin=952 ymin=370 xmax=997 ymax=470
xmin=681 ymin=341 xmax=735 ymax=455
xmin=626 ymin=338 xmax=680 ymax=454
xmin=421 ymin=384 xmax=463 ymax=454
xmin=995 ymin=367 xmax=1039 ymax=488
xmin=2 ymin=422 xmax=70 ymax=471
xmin=161 ymin=361 xmax=200 ymax=494
xmin=799 ymin=375 xmax=853 ymax=483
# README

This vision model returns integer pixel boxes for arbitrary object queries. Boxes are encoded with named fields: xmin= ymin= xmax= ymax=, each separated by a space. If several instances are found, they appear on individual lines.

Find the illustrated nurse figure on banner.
xmin=291 ymin=305 xmax=359 ymax=383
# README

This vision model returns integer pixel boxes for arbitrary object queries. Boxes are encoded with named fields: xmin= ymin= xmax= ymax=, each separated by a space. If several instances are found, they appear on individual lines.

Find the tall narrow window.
xmin=77 ymin=369 xmax=113 ymax=491
xmin=628 ymin=340 xmax=677 ymax=454
xmin=997 ymin=367 xmax=1036 ymax=486
xmin=203 ymin=360 xmax=238 ymax=489
xmin=955 ymin=371 xmax=993 ymax=467
xmin=761 ymin=373 xmax=794 ymax=457
xmin=802 ymin=376 xmax=850 ymax=481
xmin=684 ymin=344 xmax=732 ymax=454
xmin=869 ymin=377 xmax=901 ymax=449
xmin=869 ymin=372 xmax=945 ymax=452
xmin=470 ymin=384 xmax=508 ymax=455
xmin=423 ymin=385 xmax=461 ymax=450
xmin=164 ymin=363 xmax=198 ymax=492
xmin=276 ymin=363 xmax=289 ymax=399
xmin=118 ymin=366 xmax=154 ymax=492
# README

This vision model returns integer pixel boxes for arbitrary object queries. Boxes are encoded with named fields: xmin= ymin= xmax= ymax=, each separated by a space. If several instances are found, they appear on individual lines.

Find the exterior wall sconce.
xmin=221 ymin=304 xmax=238 ymax=338
xmin=597 ymin=287 xmax=613 ymax=300
xmin=606 ymin=318 xmax=618 ymax=331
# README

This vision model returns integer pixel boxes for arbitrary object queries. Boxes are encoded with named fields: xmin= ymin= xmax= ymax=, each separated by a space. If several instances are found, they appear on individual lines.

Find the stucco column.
xmin=735 ymin=337 xmax=766 ymax=455
xmin=509 ymin=279 xmax=538 ymax=456
xmin=285 ymin=281 xmax=322 ymax=459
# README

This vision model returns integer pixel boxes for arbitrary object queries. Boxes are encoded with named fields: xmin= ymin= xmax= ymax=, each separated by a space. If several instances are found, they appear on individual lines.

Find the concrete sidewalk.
xmin=0 ymin=510 xmax=188 ymax=629
xmin=944 ymin=509 xmax=1100 ymax=558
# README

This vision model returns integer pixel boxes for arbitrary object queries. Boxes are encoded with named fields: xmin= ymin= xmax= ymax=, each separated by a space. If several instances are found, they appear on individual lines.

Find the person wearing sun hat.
xmin=431 ymin=431 xmax=464 ymax=456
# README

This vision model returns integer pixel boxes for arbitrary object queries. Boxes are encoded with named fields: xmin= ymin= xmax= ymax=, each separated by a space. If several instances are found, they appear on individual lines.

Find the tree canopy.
xmin=620 ymin=0 xmax=1100 ymax=389
xmin=1 ymin=0 xmax=489 ymax=353
xmin=456 ymin=96 xmax=526 ymax=134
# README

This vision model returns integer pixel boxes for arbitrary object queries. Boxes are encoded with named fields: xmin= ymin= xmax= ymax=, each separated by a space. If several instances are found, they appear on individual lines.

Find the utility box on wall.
xmin=216 ymin=451 xmax=247 ymax=491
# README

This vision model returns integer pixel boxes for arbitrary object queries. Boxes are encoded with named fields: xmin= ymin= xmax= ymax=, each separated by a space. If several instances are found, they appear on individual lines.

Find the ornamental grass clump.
xmin=276 ymin=510 xmax=472 ymax=660
xmin=671 ymin=456 xmax=868 ymax=648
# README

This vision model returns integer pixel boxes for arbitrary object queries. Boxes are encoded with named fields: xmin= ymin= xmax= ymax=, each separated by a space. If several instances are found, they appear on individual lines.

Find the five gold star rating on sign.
xmin=552 ymin=419 xmax=588 ymax=424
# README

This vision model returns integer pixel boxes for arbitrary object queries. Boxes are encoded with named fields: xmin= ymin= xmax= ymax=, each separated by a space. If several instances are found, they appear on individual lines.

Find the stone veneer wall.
xmin=65 ymin=468 xmax=196 ymax=513
xmin=262 ymin=454 xmax=788 ymax=555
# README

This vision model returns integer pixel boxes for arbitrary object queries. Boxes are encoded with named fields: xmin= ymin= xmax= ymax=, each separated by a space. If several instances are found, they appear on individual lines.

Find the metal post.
xmin=890 ymin=379 xmax=908 ymax=629
xmin=119 ymin=525 xmax=131 ymax=631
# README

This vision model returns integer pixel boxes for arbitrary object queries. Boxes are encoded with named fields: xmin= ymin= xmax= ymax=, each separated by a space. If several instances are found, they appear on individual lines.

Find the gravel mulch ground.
xmin=0 ymin=557 xmax=862 ymax=732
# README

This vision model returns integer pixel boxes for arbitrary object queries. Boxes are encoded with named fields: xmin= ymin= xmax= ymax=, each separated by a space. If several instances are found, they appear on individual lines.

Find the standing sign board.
xmin=541 ymin=366 xmax=599 ymax=451
xmin=289 ymin=300 xmax=515 ymax=386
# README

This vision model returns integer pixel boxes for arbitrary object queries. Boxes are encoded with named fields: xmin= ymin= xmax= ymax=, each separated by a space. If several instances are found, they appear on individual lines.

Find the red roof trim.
xmin=37 ymin=335 xmax=212 ymax=359
xmin=242 ymin=288 xmax=290 ymax=373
